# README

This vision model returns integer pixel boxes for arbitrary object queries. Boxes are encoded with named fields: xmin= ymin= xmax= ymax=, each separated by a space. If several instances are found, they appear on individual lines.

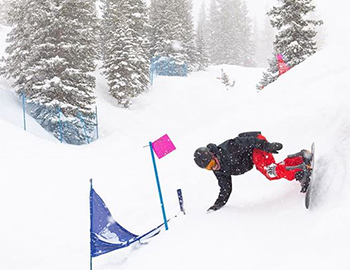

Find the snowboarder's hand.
xmin=207 ymin=204 xmax=222 ymax=213
xmin=266 ymin=142 xmax=283 ymax=154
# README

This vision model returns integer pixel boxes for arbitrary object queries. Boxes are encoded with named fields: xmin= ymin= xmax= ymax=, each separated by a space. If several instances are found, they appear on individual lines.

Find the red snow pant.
xmin=253 ymin=135 xmax=303 ymax=181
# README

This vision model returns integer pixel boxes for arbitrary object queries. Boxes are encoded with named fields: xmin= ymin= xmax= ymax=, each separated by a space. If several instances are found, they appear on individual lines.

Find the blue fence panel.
xmin=150 ymin=57 xmax=188 ymax=84
xmin=21 ymin=97 xmax=99 ymax=145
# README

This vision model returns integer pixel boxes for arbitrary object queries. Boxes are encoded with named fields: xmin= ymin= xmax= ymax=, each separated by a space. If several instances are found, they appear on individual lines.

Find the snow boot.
xmin=294 ymin=166 xmax=312 ymax=193
xmin=288 ymin=149 xmax=313 ymax=166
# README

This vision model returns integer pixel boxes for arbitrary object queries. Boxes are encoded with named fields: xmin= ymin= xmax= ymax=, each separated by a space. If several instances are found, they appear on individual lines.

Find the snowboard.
xmin=305 ymin=142 xmax=316 ymax=209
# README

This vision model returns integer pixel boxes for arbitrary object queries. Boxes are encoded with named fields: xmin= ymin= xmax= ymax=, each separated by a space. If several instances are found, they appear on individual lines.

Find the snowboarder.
xmin=193 ymin=132 xmax=313 ymax=212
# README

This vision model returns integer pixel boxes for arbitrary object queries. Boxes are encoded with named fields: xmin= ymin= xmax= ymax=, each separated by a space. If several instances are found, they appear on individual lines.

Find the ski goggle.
xmin=205 ymin=159 xmax=216 ymax=170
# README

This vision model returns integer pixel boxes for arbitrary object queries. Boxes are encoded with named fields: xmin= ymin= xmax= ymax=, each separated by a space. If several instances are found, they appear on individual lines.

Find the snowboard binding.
xmin=286 ymin=149 xmax=314 ymax=193
xmin=294 ymin=167 xmax=313 ymax=193
xmin=288 ymin=149 xmax=313 ymax=166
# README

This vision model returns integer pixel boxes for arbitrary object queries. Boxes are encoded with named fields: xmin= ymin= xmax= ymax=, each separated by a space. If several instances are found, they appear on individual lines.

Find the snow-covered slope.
xmin=1 ymin=7 xmax=350 ymax=270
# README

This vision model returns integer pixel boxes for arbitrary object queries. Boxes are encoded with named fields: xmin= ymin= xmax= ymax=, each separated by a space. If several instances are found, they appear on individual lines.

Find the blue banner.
xmin=90 ymin=182 xmax=164 ymax=257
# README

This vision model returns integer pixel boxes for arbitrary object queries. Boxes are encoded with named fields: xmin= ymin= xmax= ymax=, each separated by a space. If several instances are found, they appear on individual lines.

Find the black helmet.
xmin=194 ymin=147 xmax=213 ymax=168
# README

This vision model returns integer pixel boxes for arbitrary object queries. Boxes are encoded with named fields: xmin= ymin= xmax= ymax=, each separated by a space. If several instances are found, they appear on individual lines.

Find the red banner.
xmin=277 ymin=54 xmax=290 ymax=76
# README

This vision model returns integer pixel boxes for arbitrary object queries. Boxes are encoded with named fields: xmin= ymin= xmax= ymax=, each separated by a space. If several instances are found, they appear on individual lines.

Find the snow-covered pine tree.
xmin=195 ymin=1 xmax=210 ymax=70
xmin=0 ymin=0 xmax=11 ymax=25
xmin=52 ymin=0 xmax=99 ymax=144
xmin=1 ymin=0 xmax=32 ymax=82
xmin=149 ymin=0 xmax=171 ymax=59
xmin=149 ymin=0 xmax=196 ymax=71
xmin=256 ymin=56 xmax=279 ymax=90
xmin=3 ymin=0 xmax=99 ymax=144
xmin=270 ymin=0 xmax=323 ymax=67
xmin=220 ymin=69 xmax=230 ymax=86
xmin=256 ymin=0 xmax=323 ymax=90
xmin=101 ymin=0 xmax=150 ymax=108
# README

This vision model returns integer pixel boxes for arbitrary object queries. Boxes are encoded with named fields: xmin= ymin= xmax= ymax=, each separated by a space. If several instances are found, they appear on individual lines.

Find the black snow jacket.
xmin=206 ymin=132 xmax=273 ymax=211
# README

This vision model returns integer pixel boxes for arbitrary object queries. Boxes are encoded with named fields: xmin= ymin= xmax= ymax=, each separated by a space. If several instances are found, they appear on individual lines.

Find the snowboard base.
xmin=305 ymin=142 xmax=315 ymax=209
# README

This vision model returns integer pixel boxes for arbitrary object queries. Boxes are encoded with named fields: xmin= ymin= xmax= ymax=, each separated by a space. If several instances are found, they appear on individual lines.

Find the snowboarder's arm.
xmin=230 ymin=136 xmax=282 ymax=154
xmin=208 ymin=173 xmax=232 ymax=212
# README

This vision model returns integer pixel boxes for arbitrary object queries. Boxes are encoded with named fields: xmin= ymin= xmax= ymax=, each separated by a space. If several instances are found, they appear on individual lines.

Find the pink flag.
xmin=152 ymin=134 xmax=176 ymax=159
xmin=277 ymin=54 xmax=290 ymax=76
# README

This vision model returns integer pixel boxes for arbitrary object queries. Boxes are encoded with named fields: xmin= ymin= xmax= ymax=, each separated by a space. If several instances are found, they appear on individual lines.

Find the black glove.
xmin=265 ymin=142 xmax=283 ymax=154
xmin=207 ymin=204 xmax=223 ymax=213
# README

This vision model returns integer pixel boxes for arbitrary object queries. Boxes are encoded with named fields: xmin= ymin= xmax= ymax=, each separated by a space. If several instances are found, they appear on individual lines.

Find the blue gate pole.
xmin=150 ymin=58 xmax=154 ymax=86
xmin=58 ymin=107 xmax=63 ymax=143
xmin=22 ymin=93 xmax=26 ymax=131
xmin=149 ymin=141 xmax=169 ymax=230
xmin=78 ymin=112 xmax=90 ymax=144
xmin=89 ymin=179 xmax=93 ymax=270
xmin=95 ymin=106 xmax=99 ymax=140
xmin=155 ymin=59 xmax=158 ymax=76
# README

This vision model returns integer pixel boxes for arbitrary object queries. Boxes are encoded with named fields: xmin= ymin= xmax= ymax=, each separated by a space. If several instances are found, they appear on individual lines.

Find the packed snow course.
xmin=1 ymin=13 xmax=350 ymax=270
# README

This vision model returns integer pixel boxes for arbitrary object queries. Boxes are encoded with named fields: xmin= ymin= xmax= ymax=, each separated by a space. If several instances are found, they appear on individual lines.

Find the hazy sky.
xmin=143 ymin=0 xmax=349 ymax=48
xmin=145 ymin=0 xmax=341 ymax=38
xmin=191 ymin=0 xmax=277 ymax=24
xmin=144 ymin=0 xmax=278 ymax=23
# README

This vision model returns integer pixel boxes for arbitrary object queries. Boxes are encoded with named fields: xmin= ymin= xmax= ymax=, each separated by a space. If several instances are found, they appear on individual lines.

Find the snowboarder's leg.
xmin=288 ymin=149 xmax=313 ymax=165
xmin=278 ymin=155 xmax=313 ymax=192
xmin=275 ymin=156 xmax=304 ymax=180
xmin=286 ymin=150 xmax=313 ymax=192
xmin=283 ymin=155 xmax=304 ymax=167
xmin=253 ymin=150 xmax=305 ymax=181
